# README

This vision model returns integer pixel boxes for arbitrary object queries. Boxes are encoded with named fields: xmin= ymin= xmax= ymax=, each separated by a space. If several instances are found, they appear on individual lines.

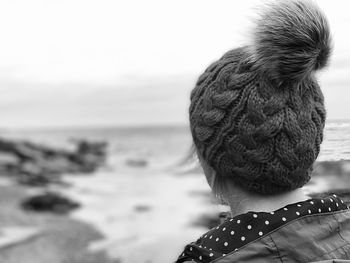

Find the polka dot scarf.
xmin=176 ymin=195 xmax=349 ymax=263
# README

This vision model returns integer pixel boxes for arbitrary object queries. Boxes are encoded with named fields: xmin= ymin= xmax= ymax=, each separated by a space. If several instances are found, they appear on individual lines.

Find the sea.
xmin=1 ymin=120 xmax=350 ymax=263
xmin=3 ymin=120 xmax=350 ymax=162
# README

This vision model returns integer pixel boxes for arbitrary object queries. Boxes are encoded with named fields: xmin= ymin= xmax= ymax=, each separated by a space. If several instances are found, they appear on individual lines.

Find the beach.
xmin=0 ymin=122 xmax=350 ymax=262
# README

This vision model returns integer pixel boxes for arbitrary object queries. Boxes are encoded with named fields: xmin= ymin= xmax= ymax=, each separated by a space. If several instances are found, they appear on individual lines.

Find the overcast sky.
xmin=0 ymin=0 xmax=349 ymax=128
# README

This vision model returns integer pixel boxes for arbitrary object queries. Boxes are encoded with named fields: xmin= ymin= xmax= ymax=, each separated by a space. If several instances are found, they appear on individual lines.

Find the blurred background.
xmin=0 ymin=0 xmax=349 ymax=262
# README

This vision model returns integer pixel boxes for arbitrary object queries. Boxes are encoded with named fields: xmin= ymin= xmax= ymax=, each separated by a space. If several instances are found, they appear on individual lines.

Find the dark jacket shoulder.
xmin=176 ymin=196 xmax=350 ymax=263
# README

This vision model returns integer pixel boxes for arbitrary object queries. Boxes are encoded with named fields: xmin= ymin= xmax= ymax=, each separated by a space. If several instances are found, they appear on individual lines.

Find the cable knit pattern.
xmin=189 ymin=47 xmax=327 ymax=195
xmin=189 ymin=0 xmax=331 ymax=195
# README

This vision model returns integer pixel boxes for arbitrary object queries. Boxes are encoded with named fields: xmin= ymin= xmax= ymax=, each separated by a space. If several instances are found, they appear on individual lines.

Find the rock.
xmin=20 ymin=161 xmax=44 ymax=176
xmin=0 ymin=152 xmax=19 ymax=165
xmin=0 ymin=137 xmax=108 ymax=186
xmin=134 ymin=204 xmax=151 ymax=212
xmin=70 ymin=153 xmax=104 ymax=173
xmin=75 ymin=140 xmax=107 ymax=156
xmin=21 ymin=192 xmax=80 ymax=214
xmin=17 ymin=161 xmax=63 ymax=186
xmin=0 ymin=153 xmax=20 ymax=174
xmin=69 ymin=140 xmax=107 ymax=173
xmin=125 ymin=158 xmax=148 ymax=167
xmin=18 ymin=173 xmax=58 ymax=187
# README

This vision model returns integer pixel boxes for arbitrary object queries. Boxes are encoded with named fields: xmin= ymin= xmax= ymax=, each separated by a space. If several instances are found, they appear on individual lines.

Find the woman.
xmin=176 ymin=1 xmax=350 ymax=262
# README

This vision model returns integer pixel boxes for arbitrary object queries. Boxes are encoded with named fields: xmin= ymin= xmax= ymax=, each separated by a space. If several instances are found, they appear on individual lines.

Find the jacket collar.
xmin=177 ymin=195 xmax=349 ymax=263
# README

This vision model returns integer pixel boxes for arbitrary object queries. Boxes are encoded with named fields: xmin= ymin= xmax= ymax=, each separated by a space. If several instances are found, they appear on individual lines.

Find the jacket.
xmin=176 ymin=195 xmax=350 ymax=263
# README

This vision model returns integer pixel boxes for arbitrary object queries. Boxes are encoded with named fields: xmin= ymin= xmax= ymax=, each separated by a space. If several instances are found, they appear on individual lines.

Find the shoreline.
xmin=0 ymin=179 xmax=118 ymax=263
xmin=0 ymin=132 xmax=349 ymax=262
xmin=0 ymin=160 xmax=349 ymax=263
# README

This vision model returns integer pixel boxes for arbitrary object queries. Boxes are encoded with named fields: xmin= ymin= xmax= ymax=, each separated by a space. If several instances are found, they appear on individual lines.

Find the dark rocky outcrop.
xmin=21 ymin=191 xmax=80 ymax=214
xmin=0 ymin=138 xmax=107 ymax=186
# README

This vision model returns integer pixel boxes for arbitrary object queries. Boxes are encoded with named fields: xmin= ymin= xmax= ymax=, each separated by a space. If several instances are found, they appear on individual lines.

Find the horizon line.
xmin=1 ymin=119 xmax=349 ymax=132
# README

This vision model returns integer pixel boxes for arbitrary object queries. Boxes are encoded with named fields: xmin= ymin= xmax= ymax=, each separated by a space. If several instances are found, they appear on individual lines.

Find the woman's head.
xmin=189 ymin=0 xmax=331 ymax=196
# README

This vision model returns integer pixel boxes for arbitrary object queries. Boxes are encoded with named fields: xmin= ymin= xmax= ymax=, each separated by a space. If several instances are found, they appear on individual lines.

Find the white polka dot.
xmin=209 ymin=235 xmax=212 ymax=239
xmin=222 ymin=227 xmax=226 ymax=231
xmin=234 ymin=248 xmax=238 ymax=251
xmin=253 ymin=214 xmax=258 ymax=218
xmin=199 ymin=245 xmax=202 ymax=248
xmin=282 ymin=217 xmax=287 ymax=222
xmin=230 ymin=219 xmax=233 ymax=222
xmin=270 ymin=211 xmax=275 ymax=215
xmin=209 ymin=248 xmax=212 ymax=251
xmin=310 ymin=201 xmax=314 ymax=205
xmin=297 ymin=204 xmax=302 ymax=207
xmin=209 ymin=253 xmax=214 ymax=257
xmin=224 ymin=242 xmax=228 ymax=247
xmin=296 ymin=211 xmax=300 ymax=216
xmin=330 ymin=198 xmax=334 ymax=202
xmin=199 ymin=256 xmax=202 ymax=260
xmin=190 ymin=247 xmax=193 ymax=251
xmin=341 ymin=200 xmax=344 ymax=204
xmin=216 ymin=237 xmax=219 ymax=242
xmin=204 ymin=235 xmax=207 ymax=238
xmin=230 ymin=231 xmax=235 ymax=235
xmin=182 ymin=253 xmax=185 ymax=256
xmin=223 ymin=254 xmax=226 ymax=256
xmin=216 ymin=226 xmax=219 ymax=229
xmin=283 ymin=207 xmax=288 ymax=211
xmin=333 ymin=194 xmax=337 ymax=197
xmin=204 ymin=246 xmax=207 ymax=249
xmin=259 ymin=231 xmax=263 ymax=236
xmin=308 ymin=209 xmax=311 ymax=214
xmin=265 ymin=220 xmax=269 ymax=225
xmin=241 ymin=236 xmax=246 ymax=241
xmin=336 ymin=203 xmax=339 ymax=207
xmin=329 ymin=207 xmax=332 ymax=211
xmin=318 ymin=208 xmax=322 ymax=213
xmin=237 ymin=220 xmax=241 ymax=224
xmin=247 ymin=225 xmax=252 ymax=230
xmin=321 ymin=200 xmax=325 ymax=203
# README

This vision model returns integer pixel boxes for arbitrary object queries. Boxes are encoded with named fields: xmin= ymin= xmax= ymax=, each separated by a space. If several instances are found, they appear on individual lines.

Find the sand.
xmin=0 ymin=179 xmax=118 ymax=263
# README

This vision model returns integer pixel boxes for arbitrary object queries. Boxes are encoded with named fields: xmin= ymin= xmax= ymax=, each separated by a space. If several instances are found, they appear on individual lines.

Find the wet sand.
xmin=0 ymin=179 xmax=118 ymax=263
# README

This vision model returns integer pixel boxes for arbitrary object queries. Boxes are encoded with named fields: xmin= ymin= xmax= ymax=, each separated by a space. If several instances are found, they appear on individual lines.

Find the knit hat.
xmin=189 ymin=0 xmax=331 ymax=195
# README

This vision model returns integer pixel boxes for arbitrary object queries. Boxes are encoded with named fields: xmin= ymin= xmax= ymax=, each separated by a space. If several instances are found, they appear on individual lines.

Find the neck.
xmin=225 ymin=186 xmax=310 ymax=217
